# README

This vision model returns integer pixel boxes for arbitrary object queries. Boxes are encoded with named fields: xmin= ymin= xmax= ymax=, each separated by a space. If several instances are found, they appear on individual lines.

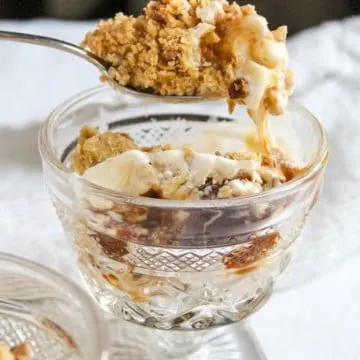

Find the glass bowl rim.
xmin=0 ymin=252 xmax=109 ymax=360
xmin=39 ymin=85 xmax=329 ymax=209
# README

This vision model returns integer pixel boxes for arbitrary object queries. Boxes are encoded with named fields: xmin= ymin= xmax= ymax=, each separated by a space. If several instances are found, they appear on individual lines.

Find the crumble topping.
xmin=0 ymin=343 xmax=31 ymax=360
xmin=82 ymin=0 xmax=293 ymax=153
xmin=73 ymin=126 xmax=306 ymax=200
xmin=72 ymin=125 xmax=138 ymax=175
xmin=223 ymin=232 xmax=280 ymax=270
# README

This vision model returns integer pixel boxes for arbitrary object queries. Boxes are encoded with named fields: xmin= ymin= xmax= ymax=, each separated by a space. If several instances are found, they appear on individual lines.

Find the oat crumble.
xmin=82 ymin=0 xmax=293 ymax=153
xmin=0 ymin=343 xmax=31 ymax=360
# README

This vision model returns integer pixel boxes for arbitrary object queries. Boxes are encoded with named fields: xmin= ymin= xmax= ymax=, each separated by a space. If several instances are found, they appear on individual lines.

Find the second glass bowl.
xmin=0 ymin=253 xmax=108 ymax=360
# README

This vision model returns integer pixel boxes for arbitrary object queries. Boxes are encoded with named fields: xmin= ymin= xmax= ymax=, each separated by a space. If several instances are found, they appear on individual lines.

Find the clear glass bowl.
xmin=0 ymin=253 xmax=108 ymax=360
xmin=39 ymin=86 xmax=328 ymax=359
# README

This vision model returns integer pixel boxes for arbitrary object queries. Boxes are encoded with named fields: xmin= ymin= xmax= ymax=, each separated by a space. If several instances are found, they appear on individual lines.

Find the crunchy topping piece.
xmin=240 ymin=4 xmax=256 ymax=16
xmin=227 ymin=99 xmax=237 ymax=114
xmin=272 ymin=25 xmax=288 ymax=42
xmin=102 ymin=271 xmax=159 ymax=303
xmin=141 ymin=144 xmax=174 ymax=152
xmin=183 ymin=146 xmax=196 ymax=164
xmin=141 ymin=186 xmax=164 ymax=199
xmin=261 ymin=152 xmax=278 ymax=168
xmin=223 ymin=232 xmax=280 ymax=270
xmin=228 ymin=78 xmax=249 ymax=100
xmin=72 ymin=126 xmax=138 ymax=174
xmin=280 ymin=161 xmax=308 ymax=181
xmin=0 ymin=343 xmax=31 ymax=360
xmin=78 ymin=125 xmax=98 ymax=145
xmin=225 ymin=151 xmax=259 ymax=161
xmin=93 ymin=231 xmax=129 ymax=258
xmin=217 ymin=185 xmax=232 ymax=198
xmin=198 ymin=178 xmax=222 ymax=199
xmin=112 ymin=204 xmax=148 ymax=224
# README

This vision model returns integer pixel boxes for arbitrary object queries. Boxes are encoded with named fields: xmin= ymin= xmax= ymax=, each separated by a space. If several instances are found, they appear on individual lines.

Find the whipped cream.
xmin=190 ymin=1 xmax=291 ymax=120
xmin=83 ymin=149 xmax=262 ymax=199
xmin=190 ymin=23 xmax=215 ymax=66
xmin=231 ymin=19 xmax=289 ymax=115
xmin=196 ymin=0 xmax=224 ymax=24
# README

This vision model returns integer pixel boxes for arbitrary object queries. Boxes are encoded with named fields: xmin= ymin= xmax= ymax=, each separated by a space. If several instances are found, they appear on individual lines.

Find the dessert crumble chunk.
xmin=72 ymin=125 xmax=138 ymax=175
xmin=72 ymin=125 xmax=306 ymax=200
xmin=0 ymin=343 xmax=31 ymax=360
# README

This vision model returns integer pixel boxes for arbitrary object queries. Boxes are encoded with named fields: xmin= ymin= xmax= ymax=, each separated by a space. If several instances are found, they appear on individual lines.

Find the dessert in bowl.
xmin=39 ymin=90 xmax=327 ymax=358
xmin=39 ymin=0 xmax=328 ymax=358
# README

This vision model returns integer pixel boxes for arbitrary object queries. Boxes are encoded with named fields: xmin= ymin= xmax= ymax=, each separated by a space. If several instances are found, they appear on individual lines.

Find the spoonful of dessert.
xmin=0 ymin=30 xmax=204 ymax=103
xmin=0 ymin=0 xmax=293 ymax=155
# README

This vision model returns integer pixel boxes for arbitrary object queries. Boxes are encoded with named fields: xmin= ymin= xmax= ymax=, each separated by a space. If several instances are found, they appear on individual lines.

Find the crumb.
xmin=141 ymin=144 xmax=174 ymax=152
xmin=72 ymin=125 xmax=138 ymax=174
xmin=223 ymin=232 xmax=280 ymax=270
xmin=0 ymin=343 xmax=31 ymax=360
xmin=92 ymin=231 xmax=129 ymax=258
xmin=272 ymin=25 xmax=288 ymax=42
xmin=228 ymin=78 xmax=249 ymax=100
xmin=183 ymin=146 xmax=195 ymax=163
xmin=224 ymin=151 xmax=259 ymax=161
xmin=280 ymin=161 xmax=308 ymax=181
xmin=102 ymin=272 xmax=156 ymax=303
xmin=217 ymin=185 xmax=232 ymax=198
xmin=198 ymin=178 xmax=222 ymax=199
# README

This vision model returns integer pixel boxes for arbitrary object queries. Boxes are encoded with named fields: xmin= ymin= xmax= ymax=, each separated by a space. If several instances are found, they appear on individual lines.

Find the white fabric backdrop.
xmin=0 ymin=18 xmax=360 ymax=359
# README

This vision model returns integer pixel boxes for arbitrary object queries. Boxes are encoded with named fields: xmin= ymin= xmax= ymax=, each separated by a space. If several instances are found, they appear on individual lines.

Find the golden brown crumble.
xmin=228 ymin=78 xmax=249 ymax=100
xmin=102 ymin=272 xmax=152 ymax=303
xmin=280 ymin=161 xmax=308 ymax=182
xmin=0 ymin=343 xmax=31 ymax=360
xmin=223 ymin=232 xmax=280 ymax=270
xmin=224 ymin=151 xmax=259 ymax=161
xmin=112 ymin=203 xmax=148 ymax=224
xmin=72 ymin=125 xmax=138 ymax=174
xmin=82 ymin=1 xmax=292 ymax=105
xmin=141 ymin=144 xmax=174 ymax=152
xmin=182 ymin=145 xmax=196 ymax=163
xmin=93 ymin=231 xmax=129 ymax=258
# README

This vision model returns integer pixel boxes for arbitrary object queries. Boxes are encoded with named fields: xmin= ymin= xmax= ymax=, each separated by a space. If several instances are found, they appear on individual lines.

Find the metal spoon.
xmin=0 ymin=30 xmax=205 ymax=103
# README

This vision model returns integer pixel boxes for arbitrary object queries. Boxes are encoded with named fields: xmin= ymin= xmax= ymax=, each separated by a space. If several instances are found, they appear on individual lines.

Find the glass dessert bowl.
xmin=39 ymin=85 xmax=328 ymax=359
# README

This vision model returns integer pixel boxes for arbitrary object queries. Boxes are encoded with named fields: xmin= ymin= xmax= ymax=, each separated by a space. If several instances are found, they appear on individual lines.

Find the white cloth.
xmin=0 ymin=18 xmax=359 ymax=360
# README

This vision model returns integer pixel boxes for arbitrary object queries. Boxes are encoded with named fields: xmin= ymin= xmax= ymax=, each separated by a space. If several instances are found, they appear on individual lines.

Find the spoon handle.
xmin=0 ymin=30 xmax=108 ymax=72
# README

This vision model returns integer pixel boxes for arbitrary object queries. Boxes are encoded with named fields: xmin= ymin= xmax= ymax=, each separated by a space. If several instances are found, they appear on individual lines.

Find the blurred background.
xmin=0 ymin=0 xmax=359 ymax=34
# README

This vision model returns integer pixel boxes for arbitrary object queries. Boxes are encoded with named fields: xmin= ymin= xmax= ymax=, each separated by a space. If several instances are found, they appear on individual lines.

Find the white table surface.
xmin=1 ymin=18 xmax=360 ymax=360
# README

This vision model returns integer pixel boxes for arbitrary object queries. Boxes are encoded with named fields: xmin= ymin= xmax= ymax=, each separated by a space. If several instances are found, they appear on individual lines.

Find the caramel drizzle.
xmin=248 ymin=104 xmax=273 ymax=156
